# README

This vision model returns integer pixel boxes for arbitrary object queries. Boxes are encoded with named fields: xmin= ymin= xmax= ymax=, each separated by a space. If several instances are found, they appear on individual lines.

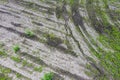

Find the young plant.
xmin=13 ymin=45 xmax=20 ymax=53
xmin=34 ymin=66 xmax=43 ymax=72
xmin=0 ymin=73 xmax=11 ymax=80
xmin=25 ymin=29 xmax=34 ymax=37
xmin=22 ymin=60 xmax=28 ymax=66
xmin=41 ymin=72 xmax=54 ymax=80
xmin=0 ymin=50 xmax=7 ymax=56
xmin=11 ymin=56 xmax=21 ymax=63
xmin=16 ymin=73 xmax=22 ymax=78
xmin=27 ymin=63 xmax=33 ymax=67
xmin=22 ymin=60 xmax=33 ymax=67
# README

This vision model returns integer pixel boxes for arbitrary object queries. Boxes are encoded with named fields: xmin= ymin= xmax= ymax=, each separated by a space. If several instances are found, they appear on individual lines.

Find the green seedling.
xmin=34 ymin=66 xmax=43 ymax=72
xmin=11 ymin=56 xmax=21 ymax=63
xmin=0 ymin=73 xmax=11 ymax=80
xmin=0 ymin=50 xmax=7 ymax=56
xmin=1 ymin=68 xmax=11 ymax=74
xmin=25 ymin=29 xmax=34 ymax=37
xmin=22 ymin=60 xmax=28 ymax=66
xmin=27 ymin=63 xmax=33 ymax=67
xmin=16 ymin=73 xmax=22 ymax=78
xmin=41 ymin=72 xmax=54 ymax=80
xmin=13 ymin=45 xmax=20 ymax=53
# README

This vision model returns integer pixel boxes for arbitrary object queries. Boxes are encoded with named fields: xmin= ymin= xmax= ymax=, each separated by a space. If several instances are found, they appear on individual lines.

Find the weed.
xmin=16 ymin=73 xmax=22 ymax=78
xmin=1 ymin=68 xmax=11 ymax=74
xmin=0 ymin=67 xmax=11 ymax=74
xmin=27 ymin=63 xmax=33 ymax=67
xmin=0 ymin=42 xmax=4 ymax=47
xmin=43 ymin=33 xmax=55 ymax=40
xmin=0 ymin=73 xmax=11 ymax=80
xmin=22 ymin=60 xmax=28 ymax=66
xmin=34 ymin=66 xmax=43 ymax=72
xmin=0 ymin=50 xmax=7 ymax=56
xmin=0 ymin=66 xmax=12 ymax=80
xmin=22 ymin=60 xmax=33 ymax=67
xmin=44 ymin=33 xmax=63 ymax=47
xmin=41 ymin=72 xmax=54 ymax=80
xmin=11 ymin=56 xmax=21 ymax=63
xmin=97 ymin=26 xmax=120 ymax=79
xmin=13 ymin=45 xmax=20 ymax=53
xmin=25 ymin=29 xmax=34 ymax=37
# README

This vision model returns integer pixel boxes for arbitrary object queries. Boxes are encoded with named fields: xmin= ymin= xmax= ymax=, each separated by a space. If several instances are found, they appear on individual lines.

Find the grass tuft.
xmin=11 ymin=56 xmax=21 ymax=63
xmin=41 ymin=72 xmax=54 ymax=80
xmin=13 ymin=45 xmax=20 ymax=53
xmin=34 ymin=66 xmax=43 ymax=72
xmin=25 ymin=29 xmax=34 ymax=37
